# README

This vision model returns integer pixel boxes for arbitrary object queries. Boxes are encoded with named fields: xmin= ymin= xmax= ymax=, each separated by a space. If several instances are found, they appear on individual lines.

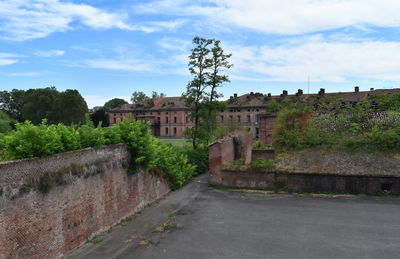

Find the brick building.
xmin=107 ymin=87 xmax=400 ymax=139
xmin=108 ymin=97 xmax=193 ymax=137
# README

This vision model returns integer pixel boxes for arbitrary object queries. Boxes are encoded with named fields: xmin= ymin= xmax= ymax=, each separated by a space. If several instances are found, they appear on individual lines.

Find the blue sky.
xmin=1 ymin=0 xmax=400 ymax=108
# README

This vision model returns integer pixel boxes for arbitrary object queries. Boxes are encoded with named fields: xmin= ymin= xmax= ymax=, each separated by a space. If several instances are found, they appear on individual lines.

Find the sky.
xmin=1 ymin=0 xmax=400 ymax=108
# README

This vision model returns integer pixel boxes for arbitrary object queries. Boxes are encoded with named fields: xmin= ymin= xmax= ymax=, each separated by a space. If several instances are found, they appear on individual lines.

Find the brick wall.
xmin=209 ymin=130 xmax=253 ymax=185
xmin=0 ymin=144 xmax=170 ymax=258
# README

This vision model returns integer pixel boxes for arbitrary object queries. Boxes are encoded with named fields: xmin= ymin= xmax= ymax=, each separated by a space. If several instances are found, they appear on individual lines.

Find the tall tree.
xmin=51 ymin=89 xmax=88 ymax=125
xmin=183 ymin=37 xmax=213 ymax=149
xmin=205 ymin=40 xmax=232 ymax=141
xmin=0 ymin=89 xmax=25 ymax=121
xmin=151 ymin=91 xmax=166 ymax=100
xmin=131 ymin=91 xmax=148 ymax=104
xmin=103 ymin=98 xmax=128 ymax=111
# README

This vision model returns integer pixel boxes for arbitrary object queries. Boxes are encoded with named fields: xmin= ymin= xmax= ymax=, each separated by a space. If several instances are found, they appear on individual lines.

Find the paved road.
xmin=70 ymin=174 xmax=400 ymax=259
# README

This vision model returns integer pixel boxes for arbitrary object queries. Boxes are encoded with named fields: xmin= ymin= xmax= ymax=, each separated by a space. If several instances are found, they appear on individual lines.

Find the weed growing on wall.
xmin=272 ymin=94 xmax=400 ymax=152
xmin=0 ymin=118 xmax=197 ymax=189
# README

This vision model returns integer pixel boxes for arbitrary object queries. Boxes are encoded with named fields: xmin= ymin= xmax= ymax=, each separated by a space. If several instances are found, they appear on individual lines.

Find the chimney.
xmin=319 ymin=88 xmax=325 ymax=95
xmin=250 ymin=92 xmax=254 ymax=96
xmin=267 ymin=93 xmax=271 ymax=97
xmin=297 ymin=89 xmax=303 ymax=96
xmin=234 ymin=93 xmax=237 ymax=98
xmin=354 ymin=86 xmax=359 ymax=93
xmin=282 ymin=90 xmax=288 ymax=96
xmin=370 ymin=88 xmax=374 ymax=91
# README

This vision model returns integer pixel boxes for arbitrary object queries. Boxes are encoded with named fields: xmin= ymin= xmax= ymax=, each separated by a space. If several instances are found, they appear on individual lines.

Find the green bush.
xmin=2 ymin=120 xmax=64 ymax=160
xmin=248 ymin=159 xmax=276 ymax=172
xmin=0 ymin=118 xmax=197 ymax=190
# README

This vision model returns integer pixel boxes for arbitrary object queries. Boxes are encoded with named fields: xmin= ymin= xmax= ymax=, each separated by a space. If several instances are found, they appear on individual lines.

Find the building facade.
xmin=107 ymin=87 xmax=400 ymax=139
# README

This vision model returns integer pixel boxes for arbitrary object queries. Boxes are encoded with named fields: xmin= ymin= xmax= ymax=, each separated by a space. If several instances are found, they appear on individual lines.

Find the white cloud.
xmin=8 ymin=72 xmax=39 ymax=77
xmin=0 ymin=59 xmax=18 ymax=66
xmin=0 ymin=0 xmax=139 ymax=41
xmin=76 ymin=59 xmax=153 ymax=72
xmin=138 ymin=0 xmax=400 ymax=34
xmin=227 ymin=39 xmax=400 ymax=82
xmin=0 ymin=53 xmax=20 ymax=66
xmin=34 ymin=49 xmax=65 ymax=57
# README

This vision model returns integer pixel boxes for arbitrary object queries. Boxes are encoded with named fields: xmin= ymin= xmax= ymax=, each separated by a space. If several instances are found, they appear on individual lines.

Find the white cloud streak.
xmin=228 ymin=39 xmax=400 ymax=82
xmin=138 ymin=0 xmax=400 ymax=34
xmin=0 ymin=0 xmax=141 ymax=41
xmin=34 ymin=49 xmax=65 ymax=57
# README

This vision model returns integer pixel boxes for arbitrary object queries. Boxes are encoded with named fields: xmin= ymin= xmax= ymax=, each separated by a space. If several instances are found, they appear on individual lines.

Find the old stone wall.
xmin=251 ymin=149 xmax=275 ymax=161
xmin=215 ymin=170 xmax=400 ymax=195
xmin=0 ymin=144 xmax=170 ymax=259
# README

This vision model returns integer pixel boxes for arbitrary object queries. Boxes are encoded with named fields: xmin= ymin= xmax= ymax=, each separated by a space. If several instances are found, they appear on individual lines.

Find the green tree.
xmin=0 ymin=89 xmax=25 ymax=121
xmin=183 ymin=36 xmax=213 ymax=149
xmin=205 ymin=39 xmax=232 ymax=142
xmin=51 ymin=89 xmax=88 ymax=125
xmin=22 ymin=87 xmax=58 ymax=124
xmin=103 ymin=98 xmax=128 ymax=111
xmin=151 ymin=91 xmax=166 ymax=100
xmin=0 ymin=110 xmax=12 ymax=133
xmin=131 ymin=91 xmax=148 ymax=104
xmin=21 ymin=87 xmax=88 ymax=125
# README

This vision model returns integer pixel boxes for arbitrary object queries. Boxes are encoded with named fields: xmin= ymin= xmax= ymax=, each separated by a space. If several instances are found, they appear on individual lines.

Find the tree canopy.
xmin=103 ymin=98 xmax=128 ymax=111
xmin=0 ymin=87 xmax=88 ymax=125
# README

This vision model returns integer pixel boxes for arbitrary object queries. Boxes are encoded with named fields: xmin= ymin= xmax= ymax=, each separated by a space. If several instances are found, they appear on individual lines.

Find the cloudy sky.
xmin=1 ymin=0 xmax=400 ymax=108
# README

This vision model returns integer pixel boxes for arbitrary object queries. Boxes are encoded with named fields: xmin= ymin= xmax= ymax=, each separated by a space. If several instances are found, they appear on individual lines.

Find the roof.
xmin=107 ymin=88 xmax=400 ymax=113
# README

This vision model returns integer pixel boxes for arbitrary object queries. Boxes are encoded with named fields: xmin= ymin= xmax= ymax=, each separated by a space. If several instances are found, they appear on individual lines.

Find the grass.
xmin=157 ymin=138 xmax=191 ymax=147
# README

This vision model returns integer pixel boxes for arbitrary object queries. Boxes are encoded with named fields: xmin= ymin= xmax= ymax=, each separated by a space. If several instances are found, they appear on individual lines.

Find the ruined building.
xmin=107 ymin=87 xmax=400 ymax=139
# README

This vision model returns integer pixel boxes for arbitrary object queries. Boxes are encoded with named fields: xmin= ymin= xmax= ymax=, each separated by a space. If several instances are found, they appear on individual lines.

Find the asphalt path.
xmin=70 ymin=174 xmax=400 ymax=259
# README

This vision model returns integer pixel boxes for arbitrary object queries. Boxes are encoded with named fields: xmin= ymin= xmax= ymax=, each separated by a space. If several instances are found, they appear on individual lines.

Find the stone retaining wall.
xmin=0 ymin=144 xmax=170 ymax=258
xmin=213 ymin=170 xmax=400 ymax=195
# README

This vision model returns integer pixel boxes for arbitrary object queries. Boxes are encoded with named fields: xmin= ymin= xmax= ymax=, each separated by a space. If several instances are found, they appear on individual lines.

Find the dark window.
xmin=247 ymin=109 xmax=250 ymax=112
xmin=113 ymin=118 xmax=116 ymax=123
xmin=166 ymin=117 xmax=169 ymax=123
xmin=247 ymin=115 xmax=251 ymax=122
xmin=238 ymin=109 xmax=241 ymax=112
xmin=174 ymin=117 xmax=177 ymax=123
xmin=166 ymin=127 xmax=169 ymax=135
xmin=166 ymin=112 xmax=168 ymax=114
xmin=157 ymin=117 xmax=160 ymax=123
xmin=221 ymin=109 xmax=224 ymax=112
xmin=174 ymin=127 xmax=177 ymax=135
xmin=221 ymin=115 xmax=224 ymax=122
xmin=229 ymin=115 xmax=233 ymax=120
xmin=114 ymin=113 xmax=116 ymax=116
xmin=256 ymin=109 xmax=259 ymax=112
xmin=186 ymin=116 xmax=188 ymax=123
xmin=120 ymin=113 xmax=122 ymax=116
xmin=237 ymin=115 xmax=241 ymax=122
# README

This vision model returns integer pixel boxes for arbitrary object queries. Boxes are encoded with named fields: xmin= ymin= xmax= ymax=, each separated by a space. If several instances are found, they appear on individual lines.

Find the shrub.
xmin=248 ymin=159 xmax=276 ymax=172
xmin=2 ymin=120 xmax=64 ymax=160
xmin=0 ymin=118 xmax=197 ymax=190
